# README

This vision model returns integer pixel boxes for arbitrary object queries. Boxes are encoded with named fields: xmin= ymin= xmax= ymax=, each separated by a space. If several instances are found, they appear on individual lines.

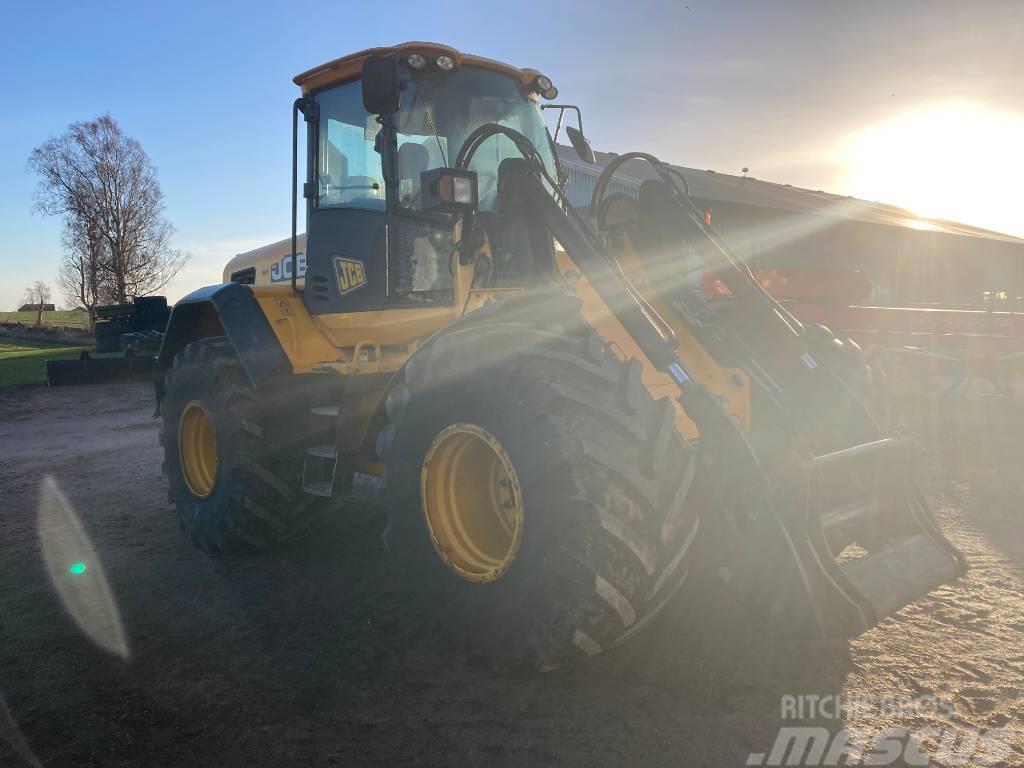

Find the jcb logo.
xmin=270 ymin=252 xmax=305 ymax=282
xmin=334 ymin=256 xmax=367 ymax=295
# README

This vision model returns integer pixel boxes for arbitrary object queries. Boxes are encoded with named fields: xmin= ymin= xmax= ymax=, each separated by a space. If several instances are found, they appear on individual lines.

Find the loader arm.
xmin=467 ymin=127 xmax=966 ymax=638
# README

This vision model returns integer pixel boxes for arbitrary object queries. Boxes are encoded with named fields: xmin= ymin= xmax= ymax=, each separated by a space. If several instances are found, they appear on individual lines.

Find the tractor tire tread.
xmin=159 ymin=336 xmax=329 ymax=552
xmin=383 ymin=316 xmax=698 ymax=670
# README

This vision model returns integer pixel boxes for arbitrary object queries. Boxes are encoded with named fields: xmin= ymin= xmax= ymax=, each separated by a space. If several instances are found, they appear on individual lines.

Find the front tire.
xmin=159 ymin=337 xmax=328 ymax=553
xmin=381 ymin=319 xmax=699 ymax=670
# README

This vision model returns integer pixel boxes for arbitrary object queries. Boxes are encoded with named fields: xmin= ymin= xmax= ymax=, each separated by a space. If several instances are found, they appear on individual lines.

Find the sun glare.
xmin=842 ymin=103 xmax=1024 ymax=238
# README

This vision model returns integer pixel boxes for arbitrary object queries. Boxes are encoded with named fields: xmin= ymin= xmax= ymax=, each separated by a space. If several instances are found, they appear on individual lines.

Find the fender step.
xmin=301 ymin=407 xmax=339 ymax=498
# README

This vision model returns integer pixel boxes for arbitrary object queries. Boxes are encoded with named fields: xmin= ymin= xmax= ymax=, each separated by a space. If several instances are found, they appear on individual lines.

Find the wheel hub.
xmin=179 ymin=400 xmax=218 ymax=498
xmin=420 ymin=423 xmax=524 ymax=583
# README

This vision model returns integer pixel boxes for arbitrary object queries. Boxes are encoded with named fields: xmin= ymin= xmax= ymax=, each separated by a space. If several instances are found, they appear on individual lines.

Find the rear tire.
xmin=159 ymin=337 xmax=328 ymax=553
xmin=380 ymin=319 xmax=699 ymax=670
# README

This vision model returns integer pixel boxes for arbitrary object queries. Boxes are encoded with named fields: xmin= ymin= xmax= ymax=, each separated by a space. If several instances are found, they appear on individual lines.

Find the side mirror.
xmin=565 ymin=125 xmax=596 ymax=165
xmin=362 ymin=55 xmax=400 ymax=116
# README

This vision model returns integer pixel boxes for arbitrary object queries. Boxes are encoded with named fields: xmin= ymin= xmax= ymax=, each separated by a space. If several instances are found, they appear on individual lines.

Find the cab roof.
xmin=293 ymin=41 xmax=542 ymax=95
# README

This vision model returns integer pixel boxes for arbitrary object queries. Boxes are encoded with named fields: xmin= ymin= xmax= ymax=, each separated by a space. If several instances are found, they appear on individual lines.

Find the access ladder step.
xmin=302 ymin=448 xmax=338 ymax=497
xmin=302 ymin=481 xmax=334 ymax=498
xmin=302 ymin=404 xmax=340 ymax=498
xmin=307 ymin=445 xmax=337 ymax=459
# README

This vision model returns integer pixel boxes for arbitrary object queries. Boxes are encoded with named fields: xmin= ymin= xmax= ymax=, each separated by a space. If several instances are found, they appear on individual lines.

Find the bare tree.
xmin=57 ymin=216 xmax=110 ymax=332
xmin=22 ymin=282 xmax=52 ymax=326
xmin=27 ymin=114 xmax=189 ymax=303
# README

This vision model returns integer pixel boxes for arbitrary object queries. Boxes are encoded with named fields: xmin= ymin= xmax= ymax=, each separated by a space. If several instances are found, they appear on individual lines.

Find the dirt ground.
xmin=1 ymin=382 xmax=1021 ymax=767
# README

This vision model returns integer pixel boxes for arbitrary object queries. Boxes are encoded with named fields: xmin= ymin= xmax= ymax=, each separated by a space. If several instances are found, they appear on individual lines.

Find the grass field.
xmin=0 ymin=338 xmax=93 ymax=387
xmin=0 ymin=310 xmax=90 ymax=329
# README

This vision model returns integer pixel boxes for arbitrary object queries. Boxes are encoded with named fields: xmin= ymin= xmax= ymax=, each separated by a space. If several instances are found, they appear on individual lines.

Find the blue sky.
xmin=2 ymin=0 xmax=1022 ymax=309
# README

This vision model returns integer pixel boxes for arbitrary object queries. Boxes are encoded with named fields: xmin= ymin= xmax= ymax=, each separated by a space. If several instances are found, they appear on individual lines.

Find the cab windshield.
xmin=315 ymin=65 xmax=557 ymax=213
xmin=315 ymin=64 xmax=559 ymax=300
xmin=394 ymin=65 xmax=558 ymax=211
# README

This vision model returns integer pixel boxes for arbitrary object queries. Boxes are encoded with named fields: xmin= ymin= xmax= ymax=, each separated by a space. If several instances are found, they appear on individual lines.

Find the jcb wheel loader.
xmin=155 ymin=42 xmax=966 ymax=670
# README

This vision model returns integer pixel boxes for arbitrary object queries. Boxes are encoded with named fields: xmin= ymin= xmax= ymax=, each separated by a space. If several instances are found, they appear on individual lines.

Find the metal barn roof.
xmin=556 ymin=146 xmax=1024 ymax=245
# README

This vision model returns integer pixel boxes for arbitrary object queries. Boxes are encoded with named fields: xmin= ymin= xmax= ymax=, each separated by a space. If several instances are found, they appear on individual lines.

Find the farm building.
xmin=558 ymin=146 xmax=1024 ymax=309
xmin=18 ymin=303 xmax=55 ymax=312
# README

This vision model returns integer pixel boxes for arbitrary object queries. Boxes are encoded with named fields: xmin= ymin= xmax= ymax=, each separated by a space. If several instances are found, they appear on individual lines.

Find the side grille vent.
xmin=230 ymin=267 xmax=256 ymax=285
xmin=311 ymin=275 xmax=329 ymax=301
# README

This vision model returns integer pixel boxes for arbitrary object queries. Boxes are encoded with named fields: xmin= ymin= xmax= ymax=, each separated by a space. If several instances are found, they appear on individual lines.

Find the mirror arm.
xmin=542 ymin=104 xmax=594 ymax=163
xmin=541 ymin=105 xmax=568 ymax=144
xmin=543 ymin=104 xmax=584 ymax=136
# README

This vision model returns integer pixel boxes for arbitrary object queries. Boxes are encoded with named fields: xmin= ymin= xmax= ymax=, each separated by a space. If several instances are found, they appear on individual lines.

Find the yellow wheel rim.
xmin=179 ymin=400 xmax=219 ymax=498
xmin=420 ymin=423 xmax=524 ymax=583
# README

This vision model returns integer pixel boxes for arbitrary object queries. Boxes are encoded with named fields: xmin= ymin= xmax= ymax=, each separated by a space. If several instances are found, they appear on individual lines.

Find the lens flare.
xmin=0 ymin=697 xmax=41 ymax=768
xmin=37 ymin=475 xmax=129 ymax=659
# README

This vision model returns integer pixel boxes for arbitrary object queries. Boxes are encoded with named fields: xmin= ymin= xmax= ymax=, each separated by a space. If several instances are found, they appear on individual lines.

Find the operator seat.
xmin=474 ymin=158 xmax=553 ymax=288
xmin=634 ymin=179 xmax=687 ymax=257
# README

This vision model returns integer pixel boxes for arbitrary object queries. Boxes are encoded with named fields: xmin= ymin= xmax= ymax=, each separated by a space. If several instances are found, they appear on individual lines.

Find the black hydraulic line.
xmin=590 ymin=152 xmax=804 ymax=336
xmin=455 ymin=123 xmax=538 ymax=172
xmin=456 ymin=127 xmax=954 ymax=638
xmin=660 ymin=169 xmax=806 ymax=335
xmin=514 ymin=170 xmax=768 ymax=482
xmin=456 ymin=123 xmax=678 ymax=346
xmin=454 ymin=123 xmax=777 ymax=471
xmin=456 ymin=123 xmax=749 ymax=402
xmin=518 ymin=172 xmax=678 ymax=371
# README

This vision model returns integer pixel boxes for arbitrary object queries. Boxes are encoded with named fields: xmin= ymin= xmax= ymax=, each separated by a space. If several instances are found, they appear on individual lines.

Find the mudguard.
xmin=154 ymin=283 xmax=291 ymax=402
xmin=367 ymin=290 xmax=585 ymax=461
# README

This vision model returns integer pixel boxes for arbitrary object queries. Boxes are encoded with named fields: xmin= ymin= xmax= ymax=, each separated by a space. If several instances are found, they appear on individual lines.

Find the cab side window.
xmin=317 ymin=82 xmax=386 ymax=210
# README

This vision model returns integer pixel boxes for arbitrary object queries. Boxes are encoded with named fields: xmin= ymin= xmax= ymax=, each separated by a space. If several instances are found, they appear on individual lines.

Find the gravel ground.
xmin=0 ymin=382 xmax=1020 ymax=767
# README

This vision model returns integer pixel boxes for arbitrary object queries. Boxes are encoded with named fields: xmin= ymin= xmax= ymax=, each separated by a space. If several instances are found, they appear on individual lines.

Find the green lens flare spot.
xmin=68 ymin=562 xmax=88 ymax=575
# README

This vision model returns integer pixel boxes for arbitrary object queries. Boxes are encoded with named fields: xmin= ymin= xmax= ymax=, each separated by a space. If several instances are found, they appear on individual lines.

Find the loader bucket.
xmin=783 ymin=436 xmax=967 ymax=637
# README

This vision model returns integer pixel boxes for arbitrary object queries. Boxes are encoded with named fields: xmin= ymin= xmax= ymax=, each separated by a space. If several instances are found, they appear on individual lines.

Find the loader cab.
xmin=295 ymin=44 xmax=561 ymax=318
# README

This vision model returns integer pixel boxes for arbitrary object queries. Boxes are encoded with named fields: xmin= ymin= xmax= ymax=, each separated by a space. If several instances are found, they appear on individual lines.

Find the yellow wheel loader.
xmin=155 ymin=42 xmax=966 ymax=670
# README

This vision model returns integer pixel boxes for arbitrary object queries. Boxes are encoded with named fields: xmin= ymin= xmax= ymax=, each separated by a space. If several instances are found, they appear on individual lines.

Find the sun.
xmin=842 ymin=103 xmax=1024 ymax=238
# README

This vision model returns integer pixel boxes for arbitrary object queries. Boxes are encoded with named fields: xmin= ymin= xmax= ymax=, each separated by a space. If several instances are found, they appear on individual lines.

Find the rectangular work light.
xmin=420 ymin=168 xmax=479 ymax=214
